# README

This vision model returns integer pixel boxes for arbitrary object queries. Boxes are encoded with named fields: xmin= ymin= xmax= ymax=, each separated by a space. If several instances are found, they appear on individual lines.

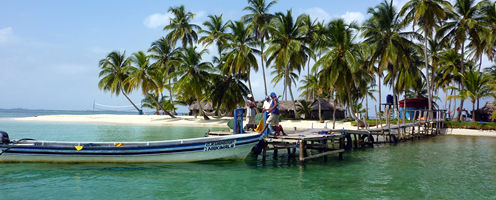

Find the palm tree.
xmin=436 ymin=49 xmax=463 ymax=117
xmin=199 ymin=14 xmax=230 ymax=57
xmin=98 ymin=51 xmax=141 ymax=113
xmin=399 ymin=0 xmax=449 ymax=113
xmin=243 ymin=0 xmax=278 ymax=96
xmin=164 ymin=5 xmax=201 ymax=48
xmin=296 ymin=100 xmax=312 ymax=119
xmin=148 ymin=37 xmax=179 ymax=105
xmin=208 ymin=73 xmax=250 ymax=116
xmin=171 ymin=47 xmax=213 ymax=118
xmin=438 ymin=0 xmax=487 ymax=121
xmin=362 ymin=0 xmax=418 ymax=120
xmin=265 ymin=10 xmax=309 ymax=119
xmin=447 ymin=69 xmax=496 ymax=122
xmin=298 ymin=74 xmax=318 ymax=101
xmin=126 ymin=51 xmax=176 ymax=117
xmin=141 ymin=93 xmax=166 ymax=115
xmin=314 ymin=19 xmax=361 ymax=121
xmin=482 ymin=1 xmax=496 ymax=63
xmin=222 ymin=20 xmax=259 ymax=95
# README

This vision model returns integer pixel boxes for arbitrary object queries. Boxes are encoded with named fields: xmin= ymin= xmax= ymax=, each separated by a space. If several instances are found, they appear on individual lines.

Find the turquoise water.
xmin=1 ymin=111 xmax=495 ymax=199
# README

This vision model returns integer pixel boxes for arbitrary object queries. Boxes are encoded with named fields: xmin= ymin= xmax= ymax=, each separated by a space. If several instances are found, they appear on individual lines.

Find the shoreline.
xmin=4 ymin=114 xmax=496 ymax=137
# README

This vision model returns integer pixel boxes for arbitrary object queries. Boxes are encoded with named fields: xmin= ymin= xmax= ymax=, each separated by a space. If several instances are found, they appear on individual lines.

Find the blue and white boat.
xmin=0 ymin=131 xmax=261 ymax=163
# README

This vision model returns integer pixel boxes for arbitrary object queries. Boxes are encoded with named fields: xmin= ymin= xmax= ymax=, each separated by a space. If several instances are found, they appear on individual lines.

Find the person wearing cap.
xmin=260 ymin=92 xmax=286 ymax=136
xmin=245 ymin=94 xmax=257 ymax=130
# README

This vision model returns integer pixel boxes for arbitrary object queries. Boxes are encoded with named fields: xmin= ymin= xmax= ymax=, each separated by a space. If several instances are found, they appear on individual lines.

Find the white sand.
xmin=445 ymin=128 xmax=496 ymax=137
xmin=7 ymin=114 xmax=356 ymax=129
xmin=7 ymin=114 xmax=496 ymax=137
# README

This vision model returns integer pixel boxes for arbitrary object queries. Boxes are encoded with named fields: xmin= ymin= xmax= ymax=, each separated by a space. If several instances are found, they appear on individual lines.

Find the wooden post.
xmin=299 ymin=139 xmax=304 ymax=164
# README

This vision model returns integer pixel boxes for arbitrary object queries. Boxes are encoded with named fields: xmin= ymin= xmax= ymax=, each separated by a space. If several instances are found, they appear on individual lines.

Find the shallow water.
xmin=0 ymin=119 xmax=495 ymax=199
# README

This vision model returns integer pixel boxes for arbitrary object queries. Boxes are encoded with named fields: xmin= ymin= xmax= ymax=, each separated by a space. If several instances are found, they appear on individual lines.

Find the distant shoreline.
xmin=4 ymin=114 xmax=496 ymax=137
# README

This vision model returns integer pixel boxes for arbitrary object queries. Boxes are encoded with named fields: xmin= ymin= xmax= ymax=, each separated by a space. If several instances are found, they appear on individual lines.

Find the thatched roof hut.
xmin=309 ymin=98 xmax=345 ymax=119
xmin=188 ymin=101 xmax=214 ymax=116
xmin=476 ymin=102 xmax=495 ymax=122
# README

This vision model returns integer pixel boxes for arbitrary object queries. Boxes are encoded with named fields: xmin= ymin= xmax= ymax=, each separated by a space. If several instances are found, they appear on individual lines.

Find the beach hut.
xmin=398 ymin=98 xmax=428 ymax=120
xmin=188 ymin=101 xmax=214 ymax=116
xmin=278 ymin=101 xmax=300 ymax=118
xmin=309 ymin=98 xmax=345 ymax=119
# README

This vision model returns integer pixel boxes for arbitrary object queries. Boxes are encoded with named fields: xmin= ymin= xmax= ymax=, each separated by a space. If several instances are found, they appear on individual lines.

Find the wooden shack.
xmin=309 ymin=98 xmax=345 ymax=119
xmin=188 ymin=101 xmax=214 ymax=116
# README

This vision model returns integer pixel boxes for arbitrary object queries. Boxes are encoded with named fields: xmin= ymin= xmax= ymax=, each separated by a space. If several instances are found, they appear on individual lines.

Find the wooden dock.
xmin=209 ymin=110 xmax=447 ymax=164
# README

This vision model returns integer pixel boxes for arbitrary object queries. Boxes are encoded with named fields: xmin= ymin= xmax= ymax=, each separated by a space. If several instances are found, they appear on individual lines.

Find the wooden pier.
xmin=210 ymin=109 xmax=447 ymax=164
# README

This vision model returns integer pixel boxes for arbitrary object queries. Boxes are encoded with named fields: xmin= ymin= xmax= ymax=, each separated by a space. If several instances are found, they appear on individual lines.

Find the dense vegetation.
xmin=98 ymin=0 xmax=496 ymax=122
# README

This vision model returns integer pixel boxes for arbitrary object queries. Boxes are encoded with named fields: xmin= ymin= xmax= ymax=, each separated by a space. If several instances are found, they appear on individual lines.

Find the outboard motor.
xmin=0 ymin=131 xmax=10 ymax=144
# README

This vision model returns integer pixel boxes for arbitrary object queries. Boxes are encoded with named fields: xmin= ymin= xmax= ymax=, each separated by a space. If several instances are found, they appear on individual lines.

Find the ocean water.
xmin=0 ymin=110 xmax=495 ymax=199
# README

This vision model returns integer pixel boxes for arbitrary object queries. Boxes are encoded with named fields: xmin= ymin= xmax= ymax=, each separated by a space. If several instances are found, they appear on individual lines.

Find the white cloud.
xmin=302 ymin=8 xmax=365 ymax=25
xmin=303 ymin=7 xmax=332 ymax=22
xmin=0 ymin=27 xmax=17 ymax=44
xmin=144 ymin=13 xmax=173 ymax=29
xmin=341 ymin=11 xmax=365 ymax=24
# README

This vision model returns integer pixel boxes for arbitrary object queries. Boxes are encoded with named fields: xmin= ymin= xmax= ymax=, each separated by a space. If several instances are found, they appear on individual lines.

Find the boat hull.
xmin=0 ymin=133 xmax=261 ymax=163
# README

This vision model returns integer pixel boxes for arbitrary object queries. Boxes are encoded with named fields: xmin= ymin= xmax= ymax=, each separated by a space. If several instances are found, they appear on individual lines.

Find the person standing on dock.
xmin=260 ymin=92 xmax=286 ymax=136
xmin=245 ymin=94 xmax=257 ymax=130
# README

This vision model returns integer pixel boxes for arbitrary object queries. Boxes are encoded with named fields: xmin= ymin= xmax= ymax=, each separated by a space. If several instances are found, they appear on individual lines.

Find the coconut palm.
xmin=298 ymin=74 xmax=318 ymax=101
xmin=296 ymin=100 xmax=312 ymax=119
xmin=199 ymin=14 xmax=230 ymax=56
xmin=314 ymin=19 xmax=362 ymax=121
xmin=148 ymin=37 xmax=179 ymax=105
xmin=98 ymin=51 xmax=141 ymax=112
xmin=222 ymin=20 xmax=259 ymax=95
xmin=265 ymin=10 xmax=309 ymax=119
xmin=164 ymin=5 xmax=201 ymax=48
xmin=362 ymin=0 xmax=420 ymax=116
xmin=126 ymin=51 xmax=175 ymax=118
xmin=208 ymin=73 xmax=250 ymax=116
xmin=482 ymin=1 xmax=496 ymax=62
xmin=447 ymin=69 xmax=496 ymax=122
xmin=243 ymin=0 xmax=278 ymax=96
xmin=399 ymin=0 xmax=449 ymax=112
xmin=438 ymin=0 xmax=487 ymax=121
xmin=171 ymin=47 xmax=213 ymax=118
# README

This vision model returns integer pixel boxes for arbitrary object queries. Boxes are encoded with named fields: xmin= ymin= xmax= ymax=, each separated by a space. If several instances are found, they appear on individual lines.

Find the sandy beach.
xmin=7 ymin=114 xmax=496 ymax=137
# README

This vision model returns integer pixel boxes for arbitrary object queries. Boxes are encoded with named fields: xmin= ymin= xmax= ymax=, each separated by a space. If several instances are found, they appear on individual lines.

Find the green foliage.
xmin=445 ymin=121 xmax=496 ymax=130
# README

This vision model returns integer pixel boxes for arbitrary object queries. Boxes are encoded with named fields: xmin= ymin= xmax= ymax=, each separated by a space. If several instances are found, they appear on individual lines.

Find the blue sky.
xmin=0 ymin=0 xmax=492 ymax=114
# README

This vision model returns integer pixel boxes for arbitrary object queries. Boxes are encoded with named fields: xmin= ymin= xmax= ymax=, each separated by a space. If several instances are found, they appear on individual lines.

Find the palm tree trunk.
xmin=120 ymin=87 xmax=141 ymax=112
xmin=169 ymin=79 xmax=173 ymax=104
xmin=332 ymin=99 xmax=336 ymax=129
xmin=378 ymin=75 xmax=382 ymax=114
xmin=424 ymin=30 xmax=432 ymax=113
xmin=448 ymin=87 xmax=453 ymax=118
xmin=288 ymin=83 xmax=299 ymax=119
xmin=307 ymin=57 xmax=311 ymax=101
xmin=260 ymin=37 xmax=268 ymax=96
xmin=456 ymin=43 xmax=466 ymax=121
xmin=248 ymin=70 xmax=254 ymax=96
xmin=472 ymin=99 xmax=476 ymax=122
xmin=366 ymin=94 xmax=369 ymax=120
xmin=346 ymin=90 xmax=358 ymax=121
xmin=146 ymin=93 xmax=175 ymax=118
xmin=478 ymin=55 xmax=483 ymax=74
